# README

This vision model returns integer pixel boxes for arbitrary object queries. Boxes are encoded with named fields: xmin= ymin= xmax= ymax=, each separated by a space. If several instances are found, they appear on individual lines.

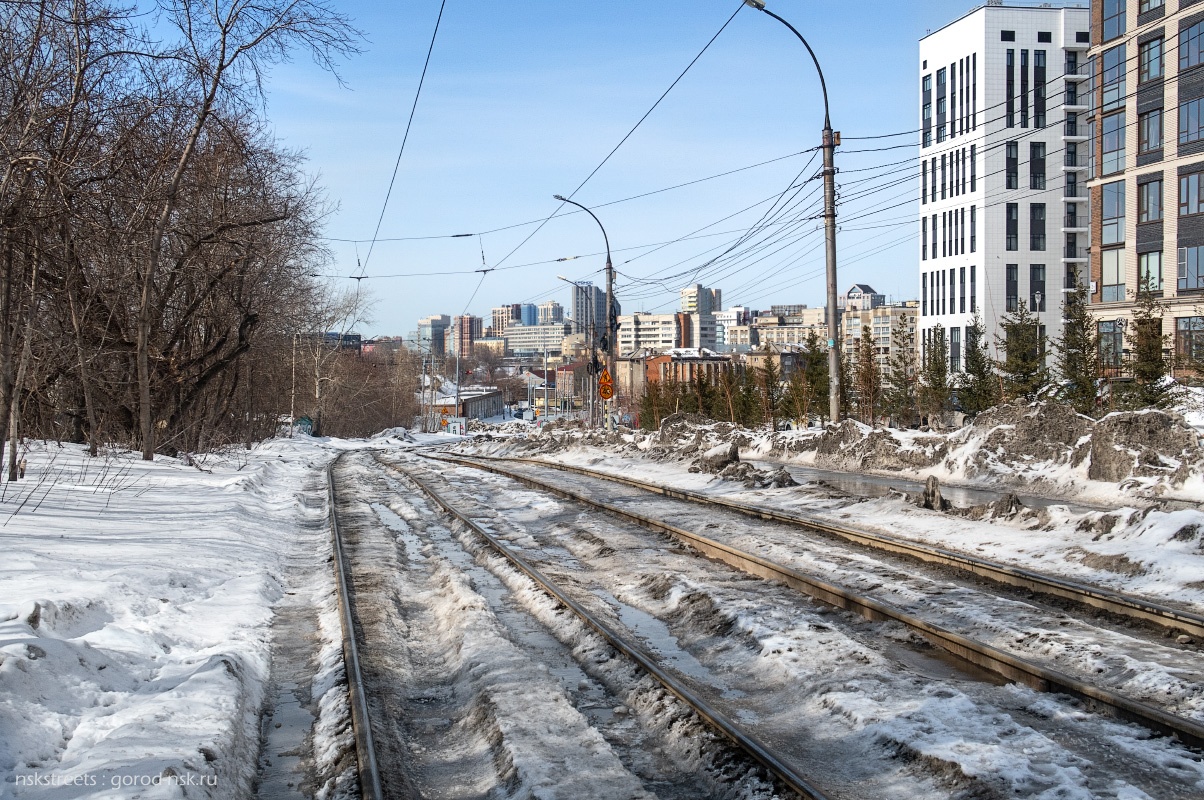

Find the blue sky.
xmin=267 ymin=0 xmax=975 ymax=336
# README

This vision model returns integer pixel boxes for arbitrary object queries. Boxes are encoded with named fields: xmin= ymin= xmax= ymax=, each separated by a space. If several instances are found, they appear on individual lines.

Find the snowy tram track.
xmin=329 ymin=450 xmax=809 ymax=800
xmin=467 ymin=455 xmax=1204 ymax=641
xmin=434 ymin=453 xmax=1204 ymax=749
xmin=386 ymin=451 xmax=1204 ymax=799
xmin=404 ymin=468 xmax=829 ymax=800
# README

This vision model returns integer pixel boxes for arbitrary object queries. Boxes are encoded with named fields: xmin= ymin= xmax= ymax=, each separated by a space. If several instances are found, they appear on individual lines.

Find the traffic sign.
xmin=599 ymin=368 xmax=613 ymax=385
xmin=599 ymin=383 xmax=614 ymax=400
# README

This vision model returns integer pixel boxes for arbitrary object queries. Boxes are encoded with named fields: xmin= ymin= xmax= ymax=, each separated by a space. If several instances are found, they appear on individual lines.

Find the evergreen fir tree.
xmin=802 ymin=330 xmax=830 ymax=423
xmin=919 ymin=323 xmax=951 ymax=422
xmin=959 ymin=315 xmax=999 ymax=414
xmin=1053 ymin=281 xmax=1100 ymax=415
xmin=882 ymin=316 xmax=919 ymax=427
xmin=995 ymin=300 xmax=1048 ymax=401
xmin=1114 ymin=286 xmax=1176 ymax=409
xmin=853 ymin=332 xmax=882 ymax=426
xmin=759 ymin=352 xmax=784 ymax=431
xmin=736 ymin=363 xmax=763 ymax=427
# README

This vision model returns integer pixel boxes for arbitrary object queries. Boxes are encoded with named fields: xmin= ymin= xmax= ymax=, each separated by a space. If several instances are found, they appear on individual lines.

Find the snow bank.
xmin=0 ymin=438 xmax=336 ymax=798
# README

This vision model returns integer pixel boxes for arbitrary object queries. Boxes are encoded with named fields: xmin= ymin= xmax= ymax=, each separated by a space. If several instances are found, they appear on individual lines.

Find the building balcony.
xmin=1061 ymin=214 xmax=1089 ymax=233
xmin=1062 ymin=246 xmax=1089 ymax=262
xmin=1061 ymin=185 xmax=1086 ymax=202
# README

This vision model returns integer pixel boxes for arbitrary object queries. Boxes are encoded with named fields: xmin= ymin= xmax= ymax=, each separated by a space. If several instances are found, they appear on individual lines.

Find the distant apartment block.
xmin=919 ymin=3 xmax=1090 ymax=370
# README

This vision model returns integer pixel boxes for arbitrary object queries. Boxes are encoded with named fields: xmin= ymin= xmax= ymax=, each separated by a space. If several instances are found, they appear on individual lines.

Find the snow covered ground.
xmin=0 ymin=431 xmax=446 ymax=799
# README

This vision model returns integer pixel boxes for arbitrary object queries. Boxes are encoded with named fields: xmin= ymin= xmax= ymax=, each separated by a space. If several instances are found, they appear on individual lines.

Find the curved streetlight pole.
xmin=744 ymin=0 xmax=841 ymax=423
xmin=553 ymin=195 xmax=616 ymax=428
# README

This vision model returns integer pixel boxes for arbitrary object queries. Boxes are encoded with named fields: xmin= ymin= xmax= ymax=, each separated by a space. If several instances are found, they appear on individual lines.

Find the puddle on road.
xmin=590 ymin=587 xmax=744 ymax=700
xmin=372 ymin=502 xmax=427 ymax=564
xmin=881 ymin=637 xmax=1007 ymax=685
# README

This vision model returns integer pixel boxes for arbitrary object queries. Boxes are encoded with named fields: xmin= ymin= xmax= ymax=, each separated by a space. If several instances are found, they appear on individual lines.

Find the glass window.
xmin=1102 ymin=112 xmax=1126 ymax=174
xmin=1140 ymin=38 xmax=1164 ymax=82
xmin=1176 ymin=317 xmax=1204 ymax=363
xmin=1006 ymin=141 xmax=1018 ymax=189
xmin=922 ymin=217 xmax=927 ymax=260
xmin=1139 ymin=180 xmax=1163 ymax=222
xmin=1139 ymin=252 xmax=1163 ymax=293
xmin=1182 ymin=21 xmax=1204 ymax=71
xmin=970 ymin=265 xmax=977 ymax=312
xmin=1140 ymin=0 xmax=1164 ymax=12
xmin=950 ymin=326 xmax=961 ymax=373
xmin=1006 ymin=203 xmax=1019 ymax=251
xmin=1181 ymin=172 xmax=1204 ymax=216
xmin=1030 ymin=142 xmax=1046 ymax=189
xmin=1099 ymin=320 xmax=1124 ymax=370
xmin=1180 ymin=97 xmax=1204 ymax=144
xmin=922 ymin=273 xmax=927 ymax=316
xmin=970 ymin=205 xmax=976 ymax=253
xmin=922 ymin=161 xmax=927 ymax=204
xmin=960 ymin=266 xmax=966 ymax=313
xmin=1102 ymin=181 xmax=1125 ymax=245
xmin=1030 ymin=265 xmax=1046 ymax=312
xmin=1034 ymin=50 xmax=1046 ymax=128
xmin=1179 ymin=245 xmax=1204 ymax=291
xmin=1006 ymin=264 xmax=1019 ymax=312
xmin=1102 ymin=45 xmax=1126 ymax=110
xmin=1102 ymin=249 xmax=1125 ymax=302
xmin=1103 ymin=0 xmax=1125 ymax=41
xmin=1006 ymin=49 xmax=1015 ymax=128
xmin=970 ymin=144 xmax=977 ymax=191
xmin=1139 ymin=109 xmax=1163 ymax=153
xmin=1030 ymin=204 xmax=1046 ymax=251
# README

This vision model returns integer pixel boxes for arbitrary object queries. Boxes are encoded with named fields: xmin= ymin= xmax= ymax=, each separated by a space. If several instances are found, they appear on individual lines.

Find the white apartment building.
xmin=919 ymin=4 xmax=1091 ymax=371
xmin=505 ymin=323 xmax=572 ymax=356
xmin=616 ymin=311 xmax=717 ymax=353
xmin=679 ymin=283 xmax=722 ymax=314
xmin=537 ymin=300 xmax=564 ymax=325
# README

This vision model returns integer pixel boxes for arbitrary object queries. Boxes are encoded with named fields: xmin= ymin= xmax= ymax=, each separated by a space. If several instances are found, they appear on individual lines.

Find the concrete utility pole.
xmin=554 ymin=196 xmax=616 ymax=429
xmin=744 ymin=0 xmax=842 ymax=423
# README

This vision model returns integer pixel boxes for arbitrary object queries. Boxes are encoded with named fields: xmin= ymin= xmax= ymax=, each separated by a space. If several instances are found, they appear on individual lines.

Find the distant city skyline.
xmin=265 ymin=0 xmax=978 ymax=335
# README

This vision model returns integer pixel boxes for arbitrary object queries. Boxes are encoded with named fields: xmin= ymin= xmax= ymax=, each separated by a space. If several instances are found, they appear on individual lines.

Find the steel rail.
xmin=401 ymin=467 xmax=831 ymax=800
xmin=468 ymin=454 xmax=1204 ymax=641
xmin=327 ymin=456 xmax=385 ymax=800
xmin=429 ymin=452 xmax=1204 ymax=751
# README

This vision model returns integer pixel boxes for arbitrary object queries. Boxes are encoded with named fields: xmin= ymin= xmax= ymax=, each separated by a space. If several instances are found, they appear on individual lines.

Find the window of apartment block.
xmin=931 ymin=157 xmax=937 ymax=199
xmin=1140 ymin=38 xmax=1164 ymax=82
xmin=1102 ymin=181 xmax=1125 ymax=245
xmin=921 ymin=273 xmax=927 ymax=316
xmin=1006 ymin=264 xmax=1019 ymax=312
xmin=950 ymin=326 xmax=962 ymax=372
xmin=1030 ymin=204 xmax=1046 ymax=250
xmin=1180 ymin=97 xmax=1204 ymax=145
xmin=1001 ymin=30 xmax=1015 ymax=42
xmin=1139 ymin=252 xmax=1163 ymax=292
xmin=936 ymin=67 xmax=947 ymax=142
xmin=1140 ymin=180 xmax=1163 ymax=222
xmin=922 ymin=217 xmax=928 ymax=260
xmin=1034 ymin=50 xmax=1046 ymax=128
xmin=1020 ymin=50 xmax=1029 ymax=128
xmin=1176 ymin=317 xmax=1204 ymax=362
xmin=1006 ymin=203 xmax=1019 ymax=250
xmin=1102 ymin=45 xmax=1126 ymax=112
xmin=1102 ymin=249 xmax=1125 ymax=301
xmin=1140 ymin=0 xmax=1165 ymax=13
xmin=1102 ymin=112 xmax=1126 ymax=174
xmin=970 ymin=205 xmax=977 ymax=252
xmin=922 ymin=160 xmax=927 ymax=203
xmin=941 ymin=154 xmax=947 ymax=199
xmin=1030 ymin=142 xmax=1046 ymax=189
xmin=1181 ymin=171 xmax=1204 ymax=215
xmin=1030 ymin=265 xmax=1046 ymax=311
xmin=970 ymin=144 xmax=976 ymax=191
xmin=942 ymin=211 xmax=947 ymax=257
xmin=1182 ymin=20 xmax=1204 ymax=71
xmin=1099 ymin=321 xmax=1124 ymax=369
xmin=1006 ymin=49 xmax=1015 ymax=128
xmin=959 ymin=266 xmax=966 ymax=313
xmin=931 ymin=213 xmax=937 ymax=256
xmin=970 ymin=265 xmax=977 ymax=312
xmin=1179 ymin=245 xmax=1204 ymax=291
xmin=1104 ymin=0 xmax=1125 ymax=41
xmin=1139 ymin=109 xmax=1163 ymax=153
xmin=1006 ymin=141 xmax=1018 ymax=189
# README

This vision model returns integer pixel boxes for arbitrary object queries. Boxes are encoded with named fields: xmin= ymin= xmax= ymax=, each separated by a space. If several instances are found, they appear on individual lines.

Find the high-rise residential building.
xmin=714 ymin=306 xmax=754 ymax=350
xmin=679 ymin=283 xmax=722 ymax=314
xmin=504 ymin=323 xmax=572 ymax=356
xmin=1086 ymin=0 xmax=1204 ymax=373
xmin=538 ymin=300 xmax=564 ymax=325
xmin=519 ymin=303 xmax=538 ymax=327
xmin=569 ymin=282 xmax=617 ymax=338
xmin=919 ymin=4 xmax=1090 ymax=372
xmin=417 ymin=314 xmax=450 ymax=357
xmin=839 ymin=284 xmax=886 ymax=311
xmin=490 ymin=306 xmax=515 ymax=338
xmin=451 ymin=315 xmax=482 ymax=357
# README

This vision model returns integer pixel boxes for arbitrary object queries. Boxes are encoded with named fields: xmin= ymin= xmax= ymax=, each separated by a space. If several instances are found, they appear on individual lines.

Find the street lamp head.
xmin=552 ymin=194 xmax=567 ymax=202
xmin=743 ymin=0 xmax=766 ymax=9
